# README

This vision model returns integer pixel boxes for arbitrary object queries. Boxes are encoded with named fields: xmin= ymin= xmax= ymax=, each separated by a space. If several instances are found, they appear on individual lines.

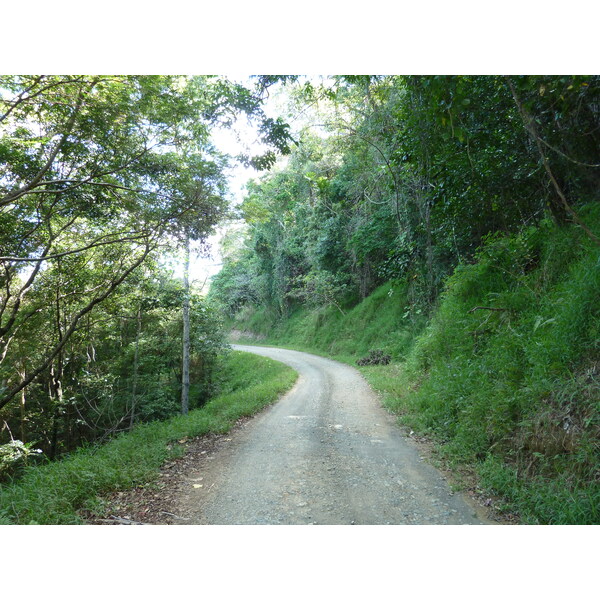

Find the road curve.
xmin=178 ymin=345 xmax=488 ymax=525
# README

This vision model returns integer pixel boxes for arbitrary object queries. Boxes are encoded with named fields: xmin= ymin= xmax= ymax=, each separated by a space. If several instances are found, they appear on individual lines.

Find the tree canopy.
xmin=209 ymin=75 xmax=600 ymax=319
xmin=0 ymin=75 xmax=292 ymax=463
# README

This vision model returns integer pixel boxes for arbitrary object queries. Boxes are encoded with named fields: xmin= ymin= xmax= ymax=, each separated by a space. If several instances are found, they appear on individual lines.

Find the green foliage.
xmin=208 ymin=250 xmax=260 ymax=317
xmin=479 ymin=455 xmax=600 ymax=525
xmin=231 ymin=208 xmax=600 ymax=524
xmin=392 ymin=213 xmax=599 ymax=523
xmin=189 ymin=75 xmax=600 ymax=524
xmin=231 ymin=280 xmax=426 ymax=361
xmin=213 ymin=75 xmax=600 ymax=331
xmin=0 ymin=351 xmax=297 ymax=524
xmin=0 ymin=440 xmax=43 ymax=479
xmin=0 ymin=75 xmax=233 ymax=424
xmin=0 ymin=261 xmax=229 ymax=461
xmin=7 ymin=74 xmax=595 ymax=523
xmin=0 ymin=74 xmax=295 ymax=465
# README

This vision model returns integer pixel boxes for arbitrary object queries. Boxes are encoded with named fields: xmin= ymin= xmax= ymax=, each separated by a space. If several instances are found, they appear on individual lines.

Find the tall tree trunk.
xmin=181 ymin=234 xmax=190 ymax=415
xmin=129 ymin=304 xmax=142 ymax=429
xmin=423 ymin=192 xmax=434 ymax=306
xmin=49 ymin=278 xmax=64 ymax=459
xmin=48 ymin=363 xmax=62 ymax=459
xmin=18 ymin=366 xmax=26 ymax=443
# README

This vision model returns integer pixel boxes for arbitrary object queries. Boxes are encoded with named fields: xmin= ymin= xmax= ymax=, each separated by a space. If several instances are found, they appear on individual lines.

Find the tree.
xmin=0 ymin=75 xmax=293 ymax=425
xmin=181 ymin=233 xmax=191 ymax=415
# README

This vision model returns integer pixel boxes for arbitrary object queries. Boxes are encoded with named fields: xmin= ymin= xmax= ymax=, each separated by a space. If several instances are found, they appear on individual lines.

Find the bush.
xmin=0 ymin=440 xmax=43 ymax=481
xmin=397 ymin=209 xmax=600 ymax=522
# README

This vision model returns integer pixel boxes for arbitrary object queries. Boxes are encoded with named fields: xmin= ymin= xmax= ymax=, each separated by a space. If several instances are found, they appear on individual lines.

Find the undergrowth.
xmin=232 ymin=279 xmax=427 ymax=360
xmin=0 ymin=351 xmax=297 ymax=525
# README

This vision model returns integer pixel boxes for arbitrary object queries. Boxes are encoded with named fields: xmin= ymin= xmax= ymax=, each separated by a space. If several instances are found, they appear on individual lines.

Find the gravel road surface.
xmin=176 ymin=345 xmax=489 ymax=525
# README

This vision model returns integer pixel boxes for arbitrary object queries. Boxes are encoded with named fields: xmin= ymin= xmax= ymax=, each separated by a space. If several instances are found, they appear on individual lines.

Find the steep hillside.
xmin=232 ymin=279 xmax=426 ymax=361
xmin=229 ymin=209 xmax=600 ymax=524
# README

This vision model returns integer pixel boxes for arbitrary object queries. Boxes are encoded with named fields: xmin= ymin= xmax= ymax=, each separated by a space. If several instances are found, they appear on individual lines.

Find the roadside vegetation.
xmin=0 ymin=75 xmax=293 ymax=469
xmin=210 ymin=76 xmax=600 ymax=524
xmin=228 ymin=209 xmax=600 ymax=524
xmin=0 ymin=351 xmax=296 ymax=524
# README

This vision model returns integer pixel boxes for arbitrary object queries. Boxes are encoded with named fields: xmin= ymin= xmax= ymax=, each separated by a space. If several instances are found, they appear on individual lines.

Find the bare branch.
xmin=0 ymin=231 xmax=151 ymax=262
xmin=537 ymin=135 xmax=600 ymax=168
xmin=468 ymin=306 xmax=509 ymax=314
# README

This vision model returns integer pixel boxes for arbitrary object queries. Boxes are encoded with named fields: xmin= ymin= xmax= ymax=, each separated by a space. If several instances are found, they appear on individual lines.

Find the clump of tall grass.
xmin=396 ymin=207 xmax=600 ymax=523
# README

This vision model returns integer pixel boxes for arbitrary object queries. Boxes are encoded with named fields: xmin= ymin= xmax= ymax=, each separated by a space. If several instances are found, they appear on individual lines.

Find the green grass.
xmin=229 ymin=206 xmax=600 ymax=524
xmin=232 ymin=279 xmax=427 ymax=361
xmin=397 ymin=212 xmax=600 ymax=523
xmin=0 ymin=351 xmax=297 ymax=525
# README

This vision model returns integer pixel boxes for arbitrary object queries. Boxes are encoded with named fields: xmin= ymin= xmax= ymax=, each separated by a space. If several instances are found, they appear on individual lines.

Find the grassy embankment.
xmin=231 ymin=207 xmax=600 ymax=524
xmin=0 ymin=351 xmax=297 ymax=524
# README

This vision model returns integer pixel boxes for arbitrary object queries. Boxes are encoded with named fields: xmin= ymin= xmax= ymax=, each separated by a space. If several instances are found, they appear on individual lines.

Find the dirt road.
xmin=174 ymin=345 xmax=489 ymax=525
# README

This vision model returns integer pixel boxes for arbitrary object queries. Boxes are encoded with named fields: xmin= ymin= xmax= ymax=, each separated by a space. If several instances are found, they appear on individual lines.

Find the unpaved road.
xmin=175 ymin=345 xmax=490 ymax=525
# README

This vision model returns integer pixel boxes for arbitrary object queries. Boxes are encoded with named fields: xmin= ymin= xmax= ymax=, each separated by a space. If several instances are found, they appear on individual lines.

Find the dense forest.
xmin=211 ymin=76 xmax=599 ymax=318
xmin=1 ymin=75 xmax=599 ymax=524
xmin=208 ymin=76 xmax=600 ymax=523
